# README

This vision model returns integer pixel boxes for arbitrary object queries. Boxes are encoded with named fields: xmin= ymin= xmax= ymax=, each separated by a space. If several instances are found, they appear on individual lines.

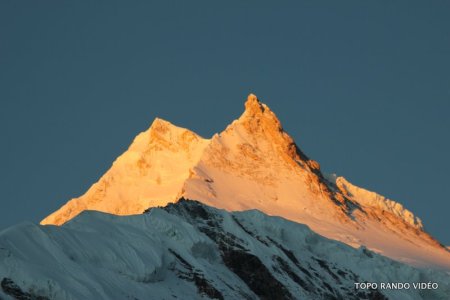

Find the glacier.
xmin=1 ymin=200 xmax=449 ymax=300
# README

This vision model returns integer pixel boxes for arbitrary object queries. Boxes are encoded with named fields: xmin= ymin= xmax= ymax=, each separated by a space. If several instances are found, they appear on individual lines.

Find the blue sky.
xmin=1 ymin=1 xmax=449 ymax=244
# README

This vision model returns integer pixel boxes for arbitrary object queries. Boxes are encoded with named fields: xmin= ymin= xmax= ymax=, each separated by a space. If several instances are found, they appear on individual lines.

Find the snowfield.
xmin=1 ymin=200 xmax=449 ymax=300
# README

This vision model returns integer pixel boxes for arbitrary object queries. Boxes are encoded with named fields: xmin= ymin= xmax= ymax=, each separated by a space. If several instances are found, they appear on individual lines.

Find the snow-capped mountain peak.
xmin=40 ymin=94 xmax=450 ymax=271
xmin=41 ymin=118 xmax=209 ymax=226
xmin=241 ymin=93 xmax=281 ymax=127
xmin=236 ymin=94 xmax=300 ymax=163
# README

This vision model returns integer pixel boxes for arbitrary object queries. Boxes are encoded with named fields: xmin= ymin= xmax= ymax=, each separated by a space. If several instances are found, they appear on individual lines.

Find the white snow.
xmin=39 ymin=94 xmax=450 ymax=271
xmin=1 ymin=201 xmax=449 ymax=299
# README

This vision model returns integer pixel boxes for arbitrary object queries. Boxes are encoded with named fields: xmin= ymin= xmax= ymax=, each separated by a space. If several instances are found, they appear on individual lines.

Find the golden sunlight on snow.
xmin=41 ymin=94 xmax=450 ymax=270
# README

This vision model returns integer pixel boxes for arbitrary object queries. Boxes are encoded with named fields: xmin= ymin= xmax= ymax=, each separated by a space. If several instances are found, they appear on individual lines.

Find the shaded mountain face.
xmin=41 ymin=94 xmax=450 ymax=270
xmin=1 ymin=200 xmax=449 ymax=300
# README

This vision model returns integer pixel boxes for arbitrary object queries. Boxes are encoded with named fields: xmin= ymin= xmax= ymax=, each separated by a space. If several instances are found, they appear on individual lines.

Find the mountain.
xmin=1 ymin=200 xmax=449 ymax=300
xmin=41 ymin=94 xmax=450 ymax=271
xmin=41 ymin=117 xmax=210 ymax=225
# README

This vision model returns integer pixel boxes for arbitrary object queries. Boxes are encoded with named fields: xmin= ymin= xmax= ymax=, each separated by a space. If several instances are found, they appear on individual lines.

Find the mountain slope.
xmin=40 ymin=94 xmax=450 ymax=270
xmin=182 ymin=95 xmax=450 ymax=270
xmin=2 ymin=200 xmax=449 ymax=300
xmin=41 ymin=118 xmax=209 ymax=226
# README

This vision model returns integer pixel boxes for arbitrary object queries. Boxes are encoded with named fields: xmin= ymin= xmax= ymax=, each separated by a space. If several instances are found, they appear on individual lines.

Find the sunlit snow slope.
xmin=42 ymin=118 xmax=209 ymax=225
xmin=41 ymin=94 xmax=450 ymax=270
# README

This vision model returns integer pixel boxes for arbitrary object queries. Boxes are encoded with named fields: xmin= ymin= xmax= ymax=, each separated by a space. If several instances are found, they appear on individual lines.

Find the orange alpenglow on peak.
xmin=238 ymin=94 xmax=283 ymax=136
xmin=41 ymin=118 xmax=210 ymax=226
xmin=244 ymin=93 xmax=263 ymax=111
xmin=242 ymin=93 xmax=276 ymax=120
xmin=149 ymin=117 xmax=172 ymax=130
xmin=41 ymin=93 xmax=450 ymax=270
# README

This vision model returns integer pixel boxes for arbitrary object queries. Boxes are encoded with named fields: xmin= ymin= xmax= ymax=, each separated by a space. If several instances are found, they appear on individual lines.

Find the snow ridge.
xmin=334 ymin=176 xmax=423 ymax=229
xmin=41 ymin=118 xmax=210 ymax=226
xmin=39 ymin=94 xmax=450 ymax=271
xmin=2 ymin=200 xmax=449 ymax=300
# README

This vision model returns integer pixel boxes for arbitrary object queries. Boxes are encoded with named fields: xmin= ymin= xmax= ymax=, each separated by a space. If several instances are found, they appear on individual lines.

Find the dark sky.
xmin=1 ymin=2 xmax=449 ymax=244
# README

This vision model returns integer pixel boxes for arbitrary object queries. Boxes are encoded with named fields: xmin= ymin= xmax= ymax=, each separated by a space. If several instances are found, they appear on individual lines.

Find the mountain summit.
xmin=41 ymin=94 xmax=450 ymax=270
xmin=41 ymin=118 xmax=210 ymax=226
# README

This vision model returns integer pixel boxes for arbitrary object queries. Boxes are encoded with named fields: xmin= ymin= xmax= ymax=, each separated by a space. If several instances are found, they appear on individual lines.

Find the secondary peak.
xmin=150 ymin=117 xmax=172 ymax=129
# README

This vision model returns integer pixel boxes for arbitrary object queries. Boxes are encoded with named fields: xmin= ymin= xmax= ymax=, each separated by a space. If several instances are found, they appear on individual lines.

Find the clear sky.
xmin=1 ymin=2 xmax=449 ymax=244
